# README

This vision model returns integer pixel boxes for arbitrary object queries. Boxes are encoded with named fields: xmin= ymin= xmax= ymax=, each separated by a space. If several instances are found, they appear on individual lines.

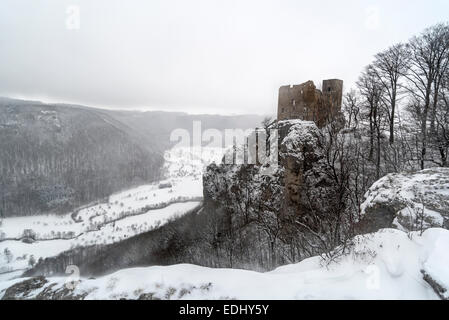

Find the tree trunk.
xmin=369 ymin=111 xmax=374 ymax=161
xmin=389 ymin=95 xmax=396 ymax=144
xmin=421 ymin=83 xmax=432 ymax=170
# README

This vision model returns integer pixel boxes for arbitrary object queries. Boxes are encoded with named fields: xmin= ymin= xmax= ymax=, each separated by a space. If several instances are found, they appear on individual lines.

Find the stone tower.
xmin=322 ymin=79 xmax=343 ymax=114
xmin=277 ymin=79 xmax=343 ymax=128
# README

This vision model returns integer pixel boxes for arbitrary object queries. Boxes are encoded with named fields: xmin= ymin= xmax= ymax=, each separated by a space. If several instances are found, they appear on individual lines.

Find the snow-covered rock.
xmin=360 ymin=168 xmax=449 ymax=232
xmin=2 ymin=228 xmax=448 ymax=300
xmin=203 ymin=119 xmax=333 ymax=211
xmin=201 ymin=119 xmax=343 ymax=268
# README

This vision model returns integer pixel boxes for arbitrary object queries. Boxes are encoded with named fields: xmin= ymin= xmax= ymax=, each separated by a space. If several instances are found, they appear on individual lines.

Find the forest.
xmin=0 ymin=100 xmax=263 ymax=218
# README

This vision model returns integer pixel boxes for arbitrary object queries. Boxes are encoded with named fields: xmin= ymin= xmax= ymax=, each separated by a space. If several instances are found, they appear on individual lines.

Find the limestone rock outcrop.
xmin=203 ymin=120 xmax=337 ymax=251
xmin=359 ymin=168 xmax=449 ymax=233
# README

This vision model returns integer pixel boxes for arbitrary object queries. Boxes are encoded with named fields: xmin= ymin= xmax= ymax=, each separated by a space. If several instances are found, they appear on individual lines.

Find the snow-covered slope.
xmin=0 ymin=147 xmax=223 ymax=278
xmin=1 ymin=228 xmax=448 ymax=300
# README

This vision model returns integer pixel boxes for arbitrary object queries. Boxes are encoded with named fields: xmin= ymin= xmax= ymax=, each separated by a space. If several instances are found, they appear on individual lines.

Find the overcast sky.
xmin=0 ymin=0 xmax=448 ymax=115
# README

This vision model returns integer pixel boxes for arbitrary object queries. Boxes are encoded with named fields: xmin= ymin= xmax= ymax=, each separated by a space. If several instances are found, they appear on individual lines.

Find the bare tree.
xmin=28 ymin=255 xmax=36 ymax=267
xmin=357 ymin=65 xmax=386 ymax=178
xmin=404 ymin=23 xmax=449 ymax=169
xmin=4 ymin=248 xmax=13 ymax=264
xmin=261 ymin=116 xmax=274 ymax=130
xmin=372 ymin=43 xmax=409 ymax=144
xmin=342 ymin=90 xmax=360 ymax=129
xmin=432 ymin=71 xmax=449 ymax=166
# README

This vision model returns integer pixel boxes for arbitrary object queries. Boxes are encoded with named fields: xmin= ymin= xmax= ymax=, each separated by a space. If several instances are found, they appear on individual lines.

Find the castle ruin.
xmin=277 ymin=79 xmax=343 ymax=128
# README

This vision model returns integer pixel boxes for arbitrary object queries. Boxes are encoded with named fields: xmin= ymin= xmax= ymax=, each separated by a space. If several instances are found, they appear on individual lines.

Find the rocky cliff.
xmin=202 ymin=120 xmax=346 ymax=267
xmin=202 ymin=118 xmax=449 ymax=270
xmin=205 ymin=120 xmax=336 ymax=217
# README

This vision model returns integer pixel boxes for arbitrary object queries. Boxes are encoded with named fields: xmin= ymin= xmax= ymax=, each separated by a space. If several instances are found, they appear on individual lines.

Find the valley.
xmin=0 ymin=146 xmax=224 ymax=278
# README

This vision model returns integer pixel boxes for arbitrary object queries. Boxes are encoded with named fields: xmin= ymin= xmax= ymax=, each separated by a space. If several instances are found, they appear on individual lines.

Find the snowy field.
xmin=1 ymin=228 xmax=447 ymax=300
xmin=0 ymin=147 xmax=224 ymax=278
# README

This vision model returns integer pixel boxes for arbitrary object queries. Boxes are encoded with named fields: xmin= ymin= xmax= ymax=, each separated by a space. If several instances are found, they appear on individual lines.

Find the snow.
xmin=75 ymin=201 xmax=201 ymax=247
xmin=2 ymin=144 xmax=449 ymax=300
xmin=0 ymin=146 xmax=224 ymax=279
xmin=281 ymin=120 xmax=320 ymax=150
xmin=0 ymin=214 xmax=81 ymax=241
xmin=163 ymin=146 xmax=224 ymax=178
xmin=1 ymin=228 xmax=447 ymax=300
xmin=0 ymin=239 xmax=74 ymax=273
xmin=0 ymin=202 xmax=206 ymax=273
xmin=361 ymin=168 xmax=449 ymax=230
xmin=420 ymin=229 xmax=449 ymax=299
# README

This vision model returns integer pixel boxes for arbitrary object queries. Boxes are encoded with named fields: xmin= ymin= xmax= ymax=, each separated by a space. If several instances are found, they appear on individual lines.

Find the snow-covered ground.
xmin=0 ymin=201 xmax=201 ymax=273
xmin=3 ymin=146 xmax=448 ymax=300
xmin=1 ymin=228 xmax=447 ymax=300
xmin=0 ymin=147 xmax=224 ymax=278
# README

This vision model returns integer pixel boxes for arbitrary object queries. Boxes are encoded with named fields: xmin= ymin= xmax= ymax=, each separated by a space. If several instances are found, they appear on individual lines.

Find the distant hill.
xmin=94 ymin=109 xmax=269 ymax=151
xmin=0 ymin=97 xmax=265 ymax=217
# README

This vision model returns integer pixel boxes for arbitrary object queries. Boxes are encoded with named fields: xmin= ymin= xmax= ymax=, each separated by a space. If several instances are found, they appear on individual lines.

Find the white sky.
xmin=0 ymin=0 xmax=448 ymax=115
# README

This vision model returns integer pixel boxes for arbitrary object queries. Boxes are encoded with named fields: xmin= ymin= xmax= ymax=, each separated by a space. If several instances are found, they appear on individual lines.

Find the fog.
xmin=0 ymin=0 xmax=448 ymax=114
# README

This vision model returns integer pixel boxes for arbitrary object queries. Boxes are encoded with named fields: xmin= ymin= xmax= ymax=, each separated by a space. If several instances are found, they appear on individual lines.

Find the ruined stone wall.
xmin=322 ymin=79 xmax=343 ymax=114
xmin=277 ymin=79 xmax=343 ymax=128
